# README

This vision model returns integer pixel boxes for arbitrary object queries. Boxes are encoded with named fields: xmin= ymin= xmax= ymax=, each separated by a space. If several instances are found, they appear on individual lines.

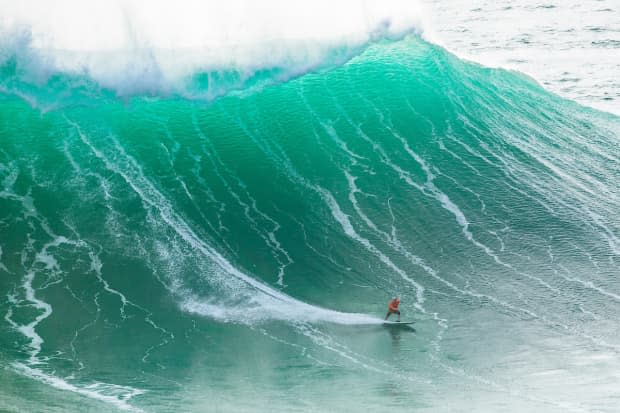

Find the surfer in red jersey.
xmin=385 ymin=296 xmax=401 ymax=322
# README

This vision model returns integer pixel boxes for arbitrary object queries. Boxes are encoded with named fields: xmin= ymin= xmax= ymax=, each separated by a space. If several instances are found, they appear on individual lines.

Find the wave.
xmin=1 ymin=24 xmax=619 ymax=412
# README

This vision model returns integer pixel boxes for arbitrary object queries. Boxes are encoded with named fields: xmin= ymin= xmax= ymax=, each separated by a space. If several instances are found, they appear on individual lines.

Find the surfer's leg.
xmin=385 ymin=312 xmax=391 ymax=320
xmin=396 ymin=310 xmax=401 ymax=322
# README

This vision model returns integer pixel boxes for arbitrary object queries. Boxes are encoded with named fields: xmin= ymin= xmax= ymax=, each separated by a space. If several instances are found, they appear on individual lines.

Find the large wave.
xmin=1 ymin=8 xmax=619 ymax=412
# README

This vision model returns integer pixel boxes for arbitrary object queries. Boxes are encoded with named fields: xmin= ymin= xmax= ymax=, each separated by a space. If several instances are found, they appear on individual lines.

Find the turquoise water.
xmin=1 ymin=36 xmax=620 ymax=412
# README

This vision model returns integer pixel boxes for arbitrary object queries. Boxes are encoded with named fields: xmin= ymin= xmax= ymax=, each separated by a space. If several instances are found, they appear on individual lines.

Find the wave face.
xmin=1 ymin=35 xmax=620 ymax=412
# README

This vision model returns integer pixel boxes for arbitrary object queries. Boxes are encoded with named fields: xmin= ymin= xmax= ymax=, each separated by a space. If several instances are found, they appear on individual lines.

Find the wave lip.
xmin=0 ymin=0 xmax=428 ymax=98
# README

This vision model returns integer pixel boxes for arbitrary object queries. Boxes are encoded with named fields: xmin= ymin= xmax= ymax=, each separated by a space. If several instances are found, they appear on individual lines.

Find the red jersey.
xmin=388 ymin=298 xmax=400 ymax=311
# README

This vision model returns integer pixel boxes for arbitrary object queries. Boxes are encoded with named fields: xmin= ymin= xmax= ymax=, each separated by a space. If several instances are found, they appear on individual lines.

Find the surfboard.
xmin=382 ymin=321 xmax=414 ymax=326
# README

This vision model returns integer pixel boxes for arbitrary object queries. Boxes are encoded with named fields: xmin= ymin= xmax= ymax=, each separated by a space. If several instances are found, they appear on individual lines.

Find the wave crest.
xmin=0 ymin=0 xmax=427 ymax=100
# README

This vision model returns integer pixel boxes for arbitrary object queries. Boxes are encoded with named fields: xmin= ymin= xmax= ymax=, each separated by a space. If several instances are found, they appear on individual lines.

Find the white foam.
xmin=0 ymin=245 xmax=8 ymax=272
xmin=0 ymin=0 xmax=428 ymax=96
xmin=181 ymin=295 xmax=382 ymax=326
xmin=19 ymin=270 xmax=53 ymax=362
xmin=12 ymin=362 xmax=145 ymax=412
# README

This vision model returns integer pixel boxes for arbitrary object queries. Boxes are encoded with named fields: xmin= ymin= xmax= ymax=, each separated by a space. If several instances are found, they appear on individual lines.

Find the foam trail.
xmin=0 ymin=245 xmax=8 ymax=273
xmin=12 ymin=363 xmax=145 ymax=412
xmin=555 ymin=263 xmax=620 ymax=303
xmin=69 ymin=119 xmax=382 ymax=326
xmin=15 ymin=270 xmax=52 ymax=364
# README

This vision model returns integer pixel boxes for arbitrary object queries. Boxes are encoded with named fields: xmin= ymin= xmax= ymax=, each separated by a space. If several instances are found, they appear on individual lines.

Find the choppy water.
xmin=423 ymin=0 xmax=620 ymax=115
xmin=1 ymin=2 xmax=620 ymax=413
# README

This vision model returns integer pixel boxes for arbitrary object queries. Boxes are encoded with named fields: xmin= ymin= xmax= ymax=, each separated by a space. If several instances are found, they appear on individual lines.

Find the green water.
xmin=1 ymin=37 xmax=619 ymax=412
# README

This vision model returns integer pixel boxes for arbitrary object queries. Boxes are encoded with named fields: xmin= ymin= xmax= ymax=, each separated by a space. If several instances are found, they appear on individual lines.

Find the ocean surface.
xmin=1 ymin=1 xmax=619 ymax=412
xmin=422 ymin=0 xmax=620 ymax=115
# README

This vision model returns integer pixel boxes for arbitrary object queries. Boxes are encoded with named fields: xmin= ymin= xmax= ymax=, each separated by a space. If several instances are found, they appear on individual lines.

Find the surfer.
xmin=385 ymin=296 xmax=401 ymax=322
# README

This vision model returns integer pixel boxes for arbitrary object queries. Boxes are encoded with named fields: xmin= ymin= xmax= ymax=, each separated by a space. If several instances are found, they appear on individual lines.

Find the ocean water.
xmin=422 ymin=0 xmax=620 ymax=115
xmin=1 ymin=2 xmax=620 ymax=413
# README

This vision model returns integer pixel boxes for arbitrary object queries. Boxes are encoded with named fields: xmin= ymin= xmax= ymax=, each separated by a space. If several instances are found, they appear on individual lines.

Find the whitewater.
xmin=1 ymin=1 xmax=619 ymax=412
